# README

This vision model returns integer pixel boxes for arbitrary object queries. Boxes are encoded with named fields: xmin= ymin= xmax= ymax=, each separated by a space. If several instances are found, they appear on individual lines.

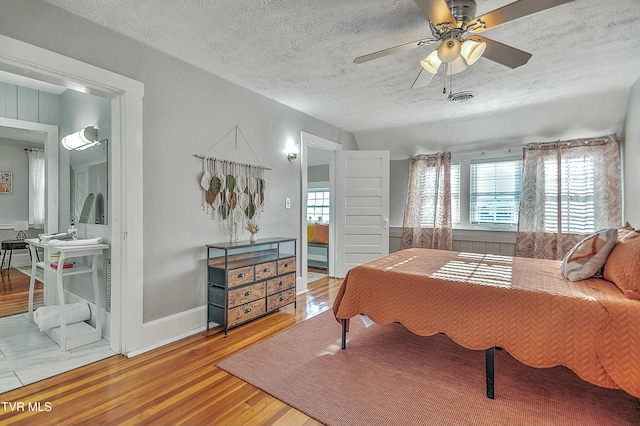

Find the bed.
xmin=332 ymin=244 xmax=640 ymax=399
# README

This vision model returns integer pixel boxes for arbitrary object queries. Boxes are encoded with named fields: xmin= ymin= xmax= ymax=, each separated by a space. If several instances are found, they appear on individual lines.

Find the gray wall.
xmin=623 ymin=76 xmax=640 ymax=227
xmin=389 ymin=159 xmax=409 ymax=227
xmin=0 ymin=0 xmax=358 ymax=323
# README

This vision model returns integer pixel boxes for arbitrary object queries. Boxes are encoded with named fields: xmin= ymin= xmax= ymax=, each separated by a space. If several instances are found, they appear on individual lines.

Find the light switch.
xmin=285 ymin=197 xmax=291 ymax=209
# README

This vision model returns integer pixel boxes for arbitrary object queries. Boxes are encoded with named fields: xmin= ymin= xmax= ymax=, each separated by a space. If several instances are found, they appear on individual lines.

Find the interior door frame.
xmin=0 ymin=34 xmax=144 ymax=355
xmin=300 ymin=131 xmax=341 ymax=292
xmin=0 ymin=117 xmax=59 ymax=235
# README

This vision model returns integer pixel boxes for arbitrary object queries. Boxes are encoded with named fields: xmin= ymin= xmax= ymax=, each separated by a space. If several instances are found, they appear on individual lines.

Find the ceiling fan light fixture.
xmin=461 ymin=39 xmax=486 ymax=65
xmin=437 ymin=37 xmax=461 ymax=63
xmin=420 ymin=50 xmax=442 ymax=74
xmin=446 ymin=55 xmax=468 ymax=75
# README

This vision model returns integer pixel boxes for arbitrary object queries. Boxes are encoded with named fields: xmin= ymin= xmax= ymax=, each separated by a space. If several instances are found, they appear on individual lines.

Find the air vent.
xmin=447 ymin=91 xmax=476 ymax=103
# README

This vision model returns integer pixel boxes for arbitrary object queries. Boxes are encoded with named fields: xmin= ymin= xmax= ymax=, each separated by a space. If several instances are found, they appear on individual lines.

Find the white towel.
xmin=48 ymin=238 xmax=103 ymax=247
xmin=38 ymin=233 xmax=71 ymax=243
xmin=33 ymin=303 xmax=91 ymax=332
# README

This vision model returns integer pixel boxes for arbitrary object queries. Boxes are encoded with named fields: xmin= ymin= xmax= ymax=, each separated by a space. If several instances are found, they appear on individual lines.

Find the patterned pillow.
xmin=561 ymin=228 xmax=618 ymax=282
xmin=310 ymin=223 xmax=329 ymax=245
xmin=617 ymin=222 xmax=639 ymax=243
xmin=604 ymin=234 xmax=640 ymax=299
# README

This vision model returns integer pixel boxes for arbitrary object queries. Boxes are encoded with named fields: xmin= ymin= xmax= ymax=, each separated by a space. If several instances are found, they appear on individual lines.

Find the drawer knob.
xmin=263 ymin=267 xmax=270 ymax=273
xmin=238 ymin=273 xmax=245 ymax=278
xmin=244 ymin=307 xmax=252 ymax=314
xmin=279 ymin=295 xmax=286 ymax=301
xmin=279 ymin=280 xmax=285 ymax=286
xmin=284 ymin=263 xmax=290 ymax=267
xmin=244 ymin=290 xmax=252 ymax=296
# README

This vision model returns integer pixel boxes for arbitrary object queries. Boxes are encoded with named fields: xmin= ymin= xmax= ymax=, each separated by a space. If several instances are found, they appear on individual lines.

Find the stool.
xmin=1 ymin=239 xmax=32 ymax=271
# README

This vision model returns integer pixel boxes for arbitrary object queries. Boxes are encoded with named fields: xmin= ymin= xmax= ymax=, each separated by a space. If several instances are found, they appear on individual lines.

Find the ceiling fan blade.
xmin=466 ymin=0 xmax=574 ymax=33
xmin=411 ymin=68 xmax=436 ymax=89
xmin=353 ymin=38 xmax=436 ymax=64
xmin=413 ymin=0 xmax=457 ymax=33
xmin=468 ymin=35 xmax=531 ymax=69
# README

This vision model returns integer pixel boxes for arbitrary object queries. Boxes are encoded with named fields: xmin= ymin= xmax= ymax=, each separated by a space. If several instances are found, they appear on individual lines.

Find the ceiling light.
xmin=446 ymin=56 xmax=468 ymax=75
xmin=437 ymin=38 xmax=461 ymax=63
xmin=461 ymin=39 xmax=486 ymax=65
xmin=420 ymin=51 xmax=442 ymax=74
xmin=61 ymin=126 xmax=99 ymax=151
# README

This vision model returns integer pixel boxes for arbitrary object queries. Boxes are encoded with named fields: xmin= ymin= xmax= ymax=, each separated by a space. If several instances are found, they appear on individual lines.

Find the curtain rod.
xmin=529 ymin=136 xmax=610 ymax=148
xmin=24 ymin=148 xmax=44 ymax=152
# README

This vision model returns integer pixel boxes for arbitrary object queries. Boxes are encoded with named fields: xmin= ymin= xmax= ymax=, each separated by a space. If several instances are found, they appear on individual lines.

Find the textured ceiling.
xmin=44 ymin=0 xmax=640 ymax=155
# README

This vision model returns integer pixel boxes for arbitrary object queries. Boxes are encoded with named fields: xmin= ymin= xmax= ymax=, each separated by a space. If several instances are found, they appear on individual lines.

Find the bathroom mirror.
xmin=69 ymin=140 xmax=108 ymax=224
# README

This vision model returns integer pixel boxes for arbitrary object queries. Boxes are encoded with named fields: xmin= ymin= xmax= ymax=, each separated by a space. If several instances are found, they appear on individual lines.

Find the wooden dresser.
xmin=207 ymin=237 xmax=297 ymax=335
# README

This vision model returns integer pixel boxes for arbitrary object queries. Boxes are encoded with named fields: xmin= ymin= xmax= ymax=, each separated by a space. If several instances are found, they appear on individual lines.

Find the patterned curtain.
xmin=402 ymin=152 xmax=452 ymax=250
xmin=515 ymin=135 xmax=621 ymax=259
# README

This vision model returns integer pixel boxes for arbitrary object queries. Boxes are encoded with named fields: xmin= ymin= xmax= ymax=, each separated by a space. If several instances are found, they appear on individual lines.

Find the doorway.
xmin=300 ymin=132 xmax=341 ymax=292
xmin=0 ymin=34 xmax=144 ymax=359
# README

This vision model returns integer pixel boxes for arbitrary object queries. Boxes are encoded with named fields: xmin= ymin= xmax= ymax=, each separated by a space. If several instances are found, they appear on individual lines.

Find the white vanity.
xmin=25 ymin=238 xmax=108 ymax=351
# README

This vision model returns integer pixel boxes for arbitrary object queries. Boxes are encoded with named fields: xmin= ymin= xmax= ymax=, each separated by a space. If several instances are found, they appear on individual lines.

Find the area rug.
xmin=218 ymin=310 xmax=640 ymax=425
xmin=307 ymin=272 xmax=328 ymax=283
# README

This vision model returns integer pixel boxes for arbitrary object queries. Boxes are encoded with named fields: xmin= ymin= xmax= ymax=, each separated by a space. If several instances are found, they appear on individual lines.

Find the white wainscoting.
xmin=389 ymin=227 xmax=516 ymax=256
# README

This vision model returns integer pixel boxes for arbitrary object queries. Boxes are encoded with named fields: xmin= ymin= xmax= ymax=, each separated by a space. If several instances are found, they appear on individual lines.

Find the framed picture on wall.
xmin=0 ymin=171 xmax=12 ymax=194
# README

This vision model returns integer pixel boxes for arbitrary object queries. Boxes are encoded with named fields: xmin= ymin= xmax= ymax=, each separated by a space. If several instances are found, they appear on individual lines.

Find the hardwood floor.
xmin=0 ymin=276 xmax=344 ymax=425
xmin=0 ymin=268 xmax=43 ymax=318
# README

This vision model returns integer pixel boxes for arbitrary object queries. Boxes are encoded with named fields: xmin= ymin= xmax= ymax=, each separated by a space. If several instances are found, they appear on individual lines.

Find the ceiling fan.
xmin=354 ymin=0 xmax=575 ymax=89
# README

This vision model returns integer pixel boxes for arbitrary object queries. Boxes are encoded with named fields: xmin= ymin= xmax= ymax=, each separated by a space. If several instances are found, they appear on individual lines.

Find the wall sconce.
xmin=61 ymin=126 xmax=100 ymax=151
xmin=285 ymin=141 xmax=299 ymax=162
xmin=15 ymin=220 xmax=28 ymax=240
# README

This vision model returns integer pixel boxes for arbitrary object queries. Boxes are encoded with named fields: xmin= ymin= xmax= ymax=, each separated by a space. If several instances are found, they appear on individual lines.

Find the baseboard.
xmin=127 ymin=305 xmax=207 ymax=358
xmin=129 ymin=277 xmax=308 ymax=358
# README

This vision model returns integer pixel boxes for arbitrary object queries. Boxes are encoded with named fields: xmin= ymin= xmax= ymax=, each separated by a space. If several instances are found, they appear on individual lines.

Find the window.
xmin=307 ymin=189 xmax=330 ymax=223
xmin=28 ymin=150 xmax=46 ymax=228
xmin=544 ymin=156 xmax=595 ymax=234
xmin=469 ymin=159 xmax=522 ymax=226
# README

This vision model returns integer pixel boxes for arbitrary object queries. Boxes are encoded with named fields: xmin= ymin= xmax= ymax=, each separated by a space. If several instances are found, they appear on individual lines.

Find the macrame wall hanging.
xmin=195 ymin=125 xmax=270 ymax=241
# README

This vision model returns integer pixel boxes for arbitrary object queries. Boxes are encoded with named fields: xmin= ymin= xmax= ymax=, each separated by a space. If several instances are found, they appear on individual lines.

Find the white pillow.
xmin=561 ymin=228 xmax=618 ymax=282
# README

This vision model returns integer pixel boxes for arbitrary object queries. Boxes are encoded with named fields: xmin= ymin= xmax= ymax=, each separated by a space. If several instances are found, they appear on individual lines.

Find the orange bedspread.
xmin=332 ymin=248 xmax=640 ymax=397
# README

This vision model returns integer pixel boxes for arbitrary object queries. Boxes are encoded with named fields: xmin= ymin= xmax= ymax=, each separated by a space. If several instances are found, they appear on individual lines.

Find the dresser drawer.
xmin=267 ymin=288 xmax=296 ymax=311
xmin=255 ymin=261 xmax=277 ymax=280
xmin=228 ymin=282 xmax=265 ymax=308
xmin=228 ymin=266 xmax=254 ymax=288
xmin=278 ymin=257 xmax=295 ymax=275
xmin=228 ymin=299 xmax=266 ymax=327
xmin=267 ymin=273 xmax=296 ymax=295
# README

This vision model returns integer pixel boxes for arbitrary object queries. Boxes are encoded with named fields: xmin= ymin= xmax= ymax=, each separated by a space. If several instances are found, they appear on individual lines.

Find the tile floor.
xmin=0 ymin=313 xmax=116 ymax=394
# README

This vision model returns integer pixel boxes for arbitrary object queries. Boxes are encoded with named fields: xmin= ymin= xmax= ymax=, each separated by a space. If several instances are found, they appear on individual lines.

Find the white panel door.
xmin=335 ymin=150 xmax=390 ymax=278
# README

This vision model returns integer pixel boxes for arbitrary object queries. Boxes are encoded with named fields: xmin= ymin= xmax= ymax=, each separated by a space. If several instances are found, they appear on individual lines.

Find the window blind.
xmin=543 ymin=156 xmax=595 ymax=234
xmin=470 ymin=159 xmax=522 ymax=225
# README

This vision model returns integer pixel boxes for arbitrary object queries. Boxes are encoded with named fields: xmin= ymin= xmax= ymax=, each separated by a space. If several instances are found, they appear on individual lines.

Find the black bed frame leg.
xmin=485 ymin=347 xmax=495 ymax=399
xmin=341 ymin=319 xmax=347 ymax=350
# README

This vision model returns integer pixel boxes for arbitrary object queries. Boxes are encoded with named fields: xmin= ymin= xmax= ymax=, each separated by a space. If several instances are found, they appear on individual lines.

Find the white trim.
xmin=127 ymin=306 xmax=206 ymax=358
xmin=0 ymin=117 xmax=59 ymax=235
xmin=300 ymin=132 xmax=342 ymax=289
xmin=0 ymin=34 xmax=144 ymax=356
